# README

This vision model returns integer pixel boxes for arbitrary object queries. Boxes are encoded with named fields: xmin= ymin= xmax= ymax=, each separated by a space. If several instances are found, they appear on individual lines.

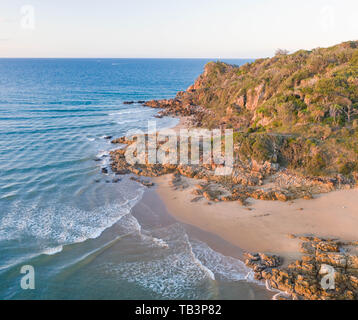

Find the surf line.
xmin=135 ymin=304 xmax=170 ymax=318
xmin=265 ymin=280 xmax=292 ymax=300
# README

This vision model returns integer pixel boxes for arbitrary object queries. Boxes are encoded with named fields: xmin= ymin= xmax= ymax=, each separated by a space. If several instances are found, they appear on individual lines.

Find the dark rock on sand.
xmin=130 ymin=177 xmax=154 ymax=188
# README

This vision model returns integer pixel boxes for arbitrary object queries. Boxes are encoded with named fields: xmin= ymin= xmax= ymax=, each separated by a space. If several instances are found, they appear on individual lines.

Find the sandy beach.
xmin=155 ymin=174 xmax=358 ymax=264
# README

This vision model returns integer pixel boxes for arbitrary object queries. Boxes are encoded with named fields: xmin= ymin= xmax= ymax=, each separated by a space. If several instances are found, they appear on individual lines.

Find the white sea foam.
xmin=151 ymin=237 xmax=169 ymax=249
xmin=108 ymin=109 xmax=147 ymax=116
xmin=96 ymin=150 xmax=109 ymax=158
xmin=104 ymin=223 xmax=260 ymax=299
xmin=0 ymin=190 xmax=144 ymax=254
xmin=265 ymin=280 xmax=291 ymax=300
xmin=95 ymin=150 xmax=113 ymax=168
xmin=190 ymin=239 xmax=253 ymax=282
xmin=0 ymin=252 xmax=41 ymax=273
xmin=186 ymin=235 xmax=216 ymax=281
xmin=104 ymin=224 xmax=214 ymax=299
xmin=115 ymin=119 xmax=138 ymax=125
xmin=42 ymin=245 xmax=64 ymax=256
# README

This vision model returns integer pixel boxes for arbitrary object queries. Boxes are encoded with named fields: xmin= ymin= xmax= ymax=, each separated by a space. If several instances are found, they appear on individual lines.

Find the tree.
xmin=342 ymin=104 xmax=358 ymax=123
xmin=275 ymin=49 xmax=289 ymax=56
xmin=329 ymin=104 xmax=343 ymax=125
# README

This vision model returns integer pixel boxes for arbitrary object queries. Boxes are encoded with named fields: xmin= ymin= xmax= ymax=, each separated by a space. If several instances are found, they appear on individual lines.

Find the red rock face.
xmin=246 ymin=84 xmax=266 ymax=111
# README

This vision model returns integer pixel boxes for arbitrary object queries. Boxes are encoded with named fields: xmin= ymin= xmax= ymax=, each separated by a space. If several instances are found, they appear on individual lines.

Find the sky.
xmin=0 ymin=0 xmax=357 ymax=58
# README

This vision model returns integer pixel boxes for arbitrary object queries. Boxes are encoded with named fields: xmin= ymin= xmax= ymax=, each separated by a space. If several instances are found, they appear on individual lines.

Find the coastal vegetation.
xmin=172 ymin=41 xmax=358 ymax=178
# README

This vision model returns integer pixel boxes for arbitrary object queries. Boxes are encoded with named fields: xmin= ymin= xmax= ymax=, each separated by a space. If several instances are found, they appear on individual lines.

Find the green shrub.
xmin=306 ymin=153 xmax=327 ymax=176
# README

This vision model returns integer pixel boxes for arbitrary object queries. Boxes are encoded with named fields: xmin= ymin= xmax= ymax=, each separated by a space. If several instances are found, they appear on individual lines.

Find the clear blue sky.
xmin=0 ymin=0 xmax=357 ymax=58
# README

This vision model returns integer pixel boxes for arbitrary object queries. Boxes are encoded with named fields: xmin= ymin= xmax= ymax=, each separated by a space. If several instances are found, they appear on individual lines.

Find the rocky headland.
xmin=108 ymin=40 xmax=358 ymax=300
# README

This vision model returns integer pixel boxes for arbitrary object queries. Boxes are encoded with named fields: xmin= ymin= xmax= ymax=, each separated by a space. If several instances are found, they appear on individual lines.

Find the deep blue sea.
xmin=0 ymin=58 xmax=270 ymax=300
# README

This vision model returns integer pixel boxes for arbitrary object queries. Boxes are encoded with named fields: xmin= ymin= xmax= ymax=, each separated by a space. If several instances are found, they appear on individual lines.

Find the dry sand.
xmin=154 ymin=174 xmax=358 ymax=264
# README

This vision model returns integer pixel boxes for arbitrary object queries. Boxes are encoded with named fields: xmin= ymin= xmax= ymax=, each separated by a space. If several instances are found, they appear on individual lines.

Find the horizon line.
xmin=0 ymin=57 xmax=259 ymax=60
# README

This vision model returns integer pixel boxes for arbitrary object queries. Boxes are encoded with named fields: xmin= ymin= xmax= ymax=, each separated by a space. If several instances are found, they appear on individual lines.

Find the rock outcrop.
xmin=109 ymin=134 xmax=349 ymax=203
xmin=245 ymin=236 xmax=358 ymax=300
xmin=143 ymin=99 xmax=211 ymax=127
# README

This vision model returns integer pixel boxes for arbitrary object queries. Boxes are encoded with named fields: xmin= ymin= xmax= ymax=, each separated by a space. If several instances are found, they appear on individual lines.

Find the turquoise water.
xmin=0 ymin=58 xmax=266 ymax=300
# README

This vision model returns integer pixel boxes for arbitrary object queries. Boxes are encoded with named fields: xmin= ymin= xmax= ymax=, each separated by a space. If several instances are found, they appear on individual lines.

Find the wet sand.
xmin=131 ymin=188 xmax=274 ymax=300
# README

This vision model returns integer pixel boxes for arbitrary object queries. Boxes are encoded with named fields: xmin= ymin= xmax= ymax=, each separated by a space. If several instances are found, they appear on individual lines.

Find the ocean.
xmin=0 ymin=58 xmax=270 ymax=299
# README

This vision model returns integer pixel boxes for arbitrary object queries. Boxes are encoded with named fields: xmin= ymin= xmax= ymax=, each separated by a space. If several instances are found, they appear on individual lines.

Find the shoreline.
xmin=111 ymin=112 xmax=358 ymax=299
xmin=154 ymin=174 xmax=358 ymax=263
xmin=130 ymin=186 xmax=275 ymax=300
